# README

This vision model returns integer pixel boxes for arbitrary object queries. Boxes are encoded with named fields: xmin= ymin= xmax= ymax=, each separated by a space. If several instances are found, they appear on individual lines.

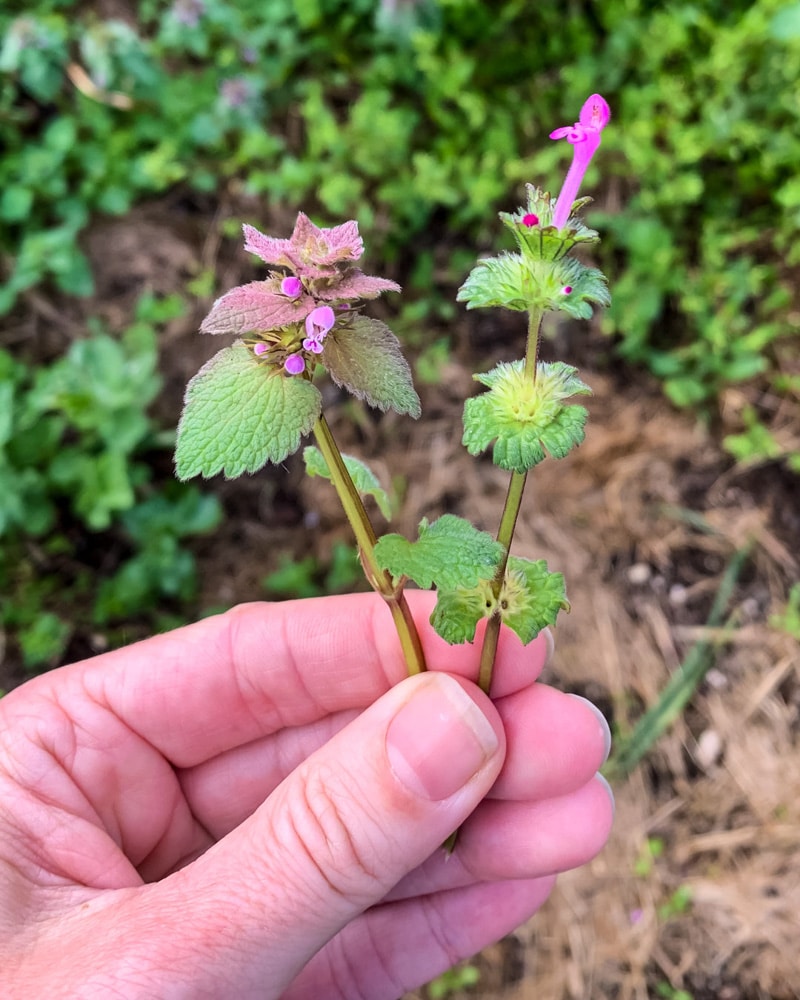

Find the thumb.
xmin=171 ymin=671 xmax=504 ymax=997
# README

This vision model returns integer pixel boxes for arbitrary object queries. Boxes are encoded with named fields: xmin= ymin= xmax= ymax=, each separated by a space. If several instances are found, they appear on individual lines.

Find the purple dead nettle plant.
xmin=175 ymin=94 xmax=611 ymax=693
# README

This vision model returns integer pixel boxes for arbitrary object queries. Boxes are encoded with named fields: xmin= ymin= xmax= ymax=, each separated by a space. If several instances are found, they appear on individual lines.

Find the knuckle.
xmin=276 ymin=761 xmax=384 ymax=907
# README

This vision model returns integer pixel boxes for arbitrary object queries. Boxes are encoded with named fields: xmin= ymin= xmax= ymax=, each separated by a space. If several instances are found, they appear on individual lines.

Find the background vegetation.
xmin=1 ymin=0 xmax=798 ymax=668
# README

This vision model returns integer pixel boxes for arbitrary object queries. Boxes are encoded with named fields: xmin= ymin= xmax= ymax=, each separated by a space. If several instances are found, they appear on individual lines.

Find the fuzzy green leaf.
xmin=457 ymin=253 xmax=609 ymax=317
xmin=463 ymin=360 xmax=591 ymax=473
xmin=323 ymin=315 xmax=421 ymax=417
xmin=457 ymin=253 xmax=531 ymax=311
xmin=431 ymin=583 xmax=493 ymax=644
xmin=374 ymin=514 xmax=504 ymax=591
xmin=499 ymin=556 xmax=570 ymax=644
xmin=175 ymin=342 xmax=321 ymax=479
xmin=303 ymin=445 xmax=392 ymax=519
xmin=555 ymin=259 xmax=611 ymax=320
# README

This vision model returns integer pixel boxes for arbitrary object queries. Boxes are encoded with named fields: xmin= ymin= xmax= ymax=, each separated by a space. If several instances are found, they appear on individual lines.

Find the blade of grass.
xmin=605 ymin=544 xmax=752 ymax=781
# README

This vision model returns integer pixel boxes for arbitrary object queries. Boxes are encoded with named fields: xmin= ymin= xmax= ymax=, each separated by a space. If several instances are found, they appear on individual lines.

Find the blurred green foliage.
xmin=0 ymin=294 xmax=221 ymax=670
xmin=263 ymin=541 xmax=363 ymax=599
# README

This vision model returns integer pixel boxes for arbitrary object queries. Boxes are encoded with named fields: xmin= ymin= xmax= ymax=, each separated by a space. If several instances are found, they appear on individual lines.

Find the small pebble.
xmin=705 ymin=668 xmax=728 ymax=690
xmin=669 ymin=583 xmax=688 ymax=606
xmin=627 ymin=563 xmax=652 ymax=586
xmin=695 ymin=728 xmax=723 ymax=770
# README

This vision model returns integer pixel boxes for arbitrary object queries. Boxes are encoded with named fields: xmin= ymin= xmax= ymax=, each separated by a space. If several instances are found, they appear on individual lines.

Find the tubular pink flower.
xmin=302 ymin=304 xmax=335 ymax=355
xmin=549 ymin=94 xmax=610 ymax=230
xmin=280 ymin=276 xmax=303 ymax=297
xmin=284 ymin=354 xmax=305 ymax=375
xmin=305 ymin=305 xmax=335 ymax=339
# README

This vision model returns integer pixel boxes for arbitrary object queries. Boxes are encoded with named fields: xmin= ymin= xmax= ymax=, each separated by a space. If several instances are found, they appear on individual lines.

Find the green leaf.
xmin=431 ymin=583 xmax=493 ymax=644
xmin=175 ymin=343 xmax=321 ymax=479
xmin=457 ymin=253 xmax=531 ymax=311
xmin=463 ymin=360 xmax=591 ymax=473
xmin=323 ymin=315 xmax=421 ymax=417
xmin=303 ymin=445 xmax=392 ymax=519
xmin=457 ymin=253 xmax=609 ymax=317
xmin=374 ymin=514 xmax=504 ymax=590
xmin=499 ymin=556 xmax=570 ymax=644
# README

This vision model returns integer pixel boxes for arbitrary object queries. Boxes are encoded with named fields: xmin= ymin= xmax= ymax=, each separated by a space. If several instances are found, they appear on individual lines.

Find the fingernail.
xmin=542 ymin=628 xmax=555 ymax=668
xmin=594 ymin=772 xmax=616 ymax=816
xmin=387 ymin=675 xmax=499 ymax=801
xmin=568 ymin=693 xmax=612 ymax=764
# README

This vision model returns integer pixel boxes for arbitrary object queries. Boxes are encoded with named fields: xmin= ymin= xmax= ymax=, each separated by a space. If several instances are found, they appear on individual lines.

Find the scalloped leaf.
xmin=175 ymin=343 xmax=321 ymax=479
xmin=463 ymin=360 xmax=591 ymax=473
xmin=243 ymin=214 xmax=363 ymax=275
xmin=323 ymin=315 xmax=421 ymax=417
xmin=314 ymin=270 xmax=401 ymax=301
xmin=374 ymin=514 xmax=504 ymax=591
xmin=554 ymin=259 xmax=611 ymax=319
xmin=499 ymin=556 xmax=570 ymax=644
xmin=430 ymin=583 xmax=493 ymax=644
xmin=457 ymin=253 xmax=609 ymax=317
xmin=456 ymin=253 xmax=530 ymax=312
xmin=200 ymin=280 xmax=315 ymax=335
xmin=303 ymin=445 xmax=392 ymax=519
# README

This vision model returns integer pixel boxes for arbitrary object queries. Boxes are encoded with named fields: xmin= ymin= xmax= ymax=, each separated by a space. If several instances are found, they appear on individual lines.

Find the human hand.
xmin=0 ymin=592 xmax=613 ymax=999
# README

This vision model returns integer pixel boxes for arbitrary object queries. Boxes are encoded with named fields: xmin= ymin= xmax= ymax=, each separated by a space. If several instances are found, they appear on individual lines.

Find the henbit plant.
xmin=175 ymin=94 xmax=610 ymax=693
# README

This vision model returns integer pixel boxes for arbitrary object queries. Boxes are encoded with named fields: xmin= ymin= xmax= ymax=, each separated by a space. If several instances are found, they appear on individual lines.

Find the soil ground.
xmin=4 ymin=198 xmax=799 ymax=998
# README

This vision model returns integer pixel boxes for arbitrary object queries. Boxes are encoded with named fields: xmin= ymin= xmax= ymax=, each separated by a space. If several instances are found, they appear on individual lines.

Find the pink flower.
xmin=280 ymin=276 xmax=303 ymax=297
xmin=284 ymin=354 xmax=305 ymax=375
xmin=253 ymin=343 xmax=269 ymax=355
xmin=302 ymin=305 xmax=335 ymax=354
xmin=549 ymin=94 xmax=610 ymax=230
xmin=522 ymin=213 xmax=539 ymax=227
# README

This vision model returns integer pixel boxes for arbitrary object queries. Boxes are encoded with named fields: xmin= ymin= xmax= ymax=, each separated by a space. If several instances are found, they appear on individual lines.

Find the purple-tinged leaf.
xmin=291 ymin=212 xmax=364 ymax=266
xmin=242 ymin=214 xmax=365 ymax=276
xmin=242 ymin=225 xmax=298 ymax=269
xmin=200 ymin=281 xmax=315 ymax=335
xmin=314 ymin=271 xmax=401 ymax=301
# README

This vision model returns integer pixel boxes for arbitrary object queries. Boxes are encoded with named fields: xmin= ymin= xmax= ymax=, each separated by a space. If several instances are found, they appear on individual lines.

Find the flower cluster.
xmin=200 ymin=213 xmax=400 ymax=375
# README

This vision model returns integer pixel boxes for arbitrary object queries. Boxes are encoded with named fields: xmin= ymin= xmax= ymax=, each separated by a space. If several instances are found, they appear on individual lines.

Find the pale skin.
xmin=0 ymin=591 xmax=614 ymax=999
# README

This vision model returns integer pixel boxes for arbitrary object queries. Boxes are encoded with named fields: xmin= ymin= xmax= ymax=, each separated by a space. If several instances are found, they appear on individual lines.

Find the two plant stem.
xmin=313 ymin=307 xmax=542 ymax=689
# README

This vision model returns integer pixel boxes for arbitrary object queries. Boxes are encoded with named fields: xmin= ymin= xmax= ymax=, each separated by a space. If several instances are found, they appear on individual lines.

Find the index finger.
xmin=39 ymin=591 xmax=552 ymax=767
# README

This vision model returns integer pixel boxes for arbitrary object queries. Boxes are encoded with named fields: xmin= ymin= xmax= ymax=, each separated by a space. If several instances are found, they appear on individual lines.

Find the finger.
xmin=491 ymin=687 xmax=611 ymax=799
xmin=178 ymin=684 xmax=608 ymax=843
xmin=47 ymin=592 xmax=550 ymax=768
xmin=138 ymin=672 xmax=508 ymax=995
xmin=283 ymin=877 xmax=556 ymax=1000
xmin=385 ymin=773 xmax=615 ymax=901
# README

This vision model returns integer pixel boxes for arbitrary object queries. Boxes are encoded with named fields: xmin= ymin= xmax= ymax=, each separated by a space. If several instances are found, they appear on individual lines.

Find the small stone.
xmin=695 ymin=728 xmax=723 ymax=770
xmin=627 ymin=563 xmax=652 ymax=586
xmin=669 ymin=583 xmax=688 ymax=606
xmin=705 ymin=668 xmax=728 ymax=690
